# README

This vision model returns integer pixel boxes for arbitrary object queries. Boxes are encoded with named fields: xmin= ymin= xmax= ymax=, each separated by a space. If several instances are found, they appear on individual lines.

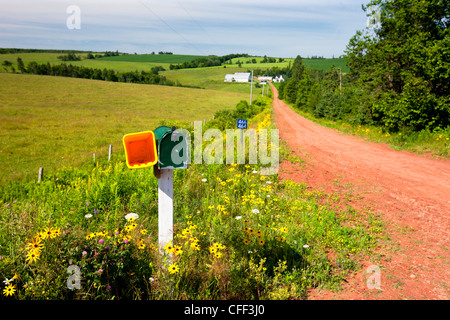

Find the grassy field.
xmin=0 ymin=53 xmax=202 ymax=73
xmin=161 ymin=66 xmax=268 ymax=94
xmin=98 ymin=54 xmax=205 ymax=63
xmin=227 ymin=57 xmax=349 ymax=73
xmin=0 ymin=73 xmax=248 ymax=183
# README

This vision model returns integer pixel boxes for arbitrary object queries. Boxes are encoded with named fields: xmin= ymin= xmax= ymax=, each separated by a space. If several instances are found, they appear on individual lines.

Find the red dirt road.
xmin=270 ymin=82 xmax=450 ymax=300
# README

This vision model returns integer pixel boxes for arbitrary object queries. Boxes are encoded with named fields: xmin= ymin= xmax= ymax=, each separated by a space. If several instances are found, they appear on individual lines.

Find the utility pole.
xmin=250 ymin=70 xmax=253 ymax=105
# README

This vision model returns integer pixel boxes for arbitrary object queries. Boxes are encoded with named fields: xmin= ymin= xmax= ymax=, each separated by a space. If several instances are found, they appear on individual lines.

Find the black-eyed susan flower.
xmin=209 ymin=246 xmax=217 ymax=254
xmin=259 ymin=239 xmax=265 ymax=246
xmin=167 ymin=263 xmax=179 ymax=274
xmin=3 ymin=284 xmax=16 ymax=297
xmin=34 ymin=232 xmax=44 ymax=242
xmin=173 ymin=245 xmax=183 ymax=256
xmin=164 ymin=242 xmax=174 ymax=254
xmin=26 ymin=239 xmax=44 ymax=252
xmin=50 ymin=227 xmax=61 ymax=238
xmin=42 ymin=227 xmax=53 ymax=240
xmin=26 ymin=250 xmax=40 ymax=264
xmin=278 ymin=227 xmax=288 ymax=234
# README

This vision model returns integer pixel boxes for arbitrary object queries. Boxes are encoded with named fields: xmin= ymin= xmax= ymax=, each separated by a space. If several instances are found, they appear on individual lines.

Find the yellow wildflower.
xmin=164 ymin=242 xmax=174 ymax=254
xmin=138 ymin=240 xmax=146 ymax=250
xmin=173 ymin=245 xmax=183 ymax=256
xmin=26 ymin=250 xmax=40 ymax=264
xmin=42 ymin=227 xmax=53 ymax=240
xmin=3 ymin=284 xmax=16 ymax=297
xmin=209 ymin=246 xmax=217 ymax=254
xmin=167 ymin=263 xmax=179 ymax=274
xmin=26 ymin=239 xmax=44 ymax=252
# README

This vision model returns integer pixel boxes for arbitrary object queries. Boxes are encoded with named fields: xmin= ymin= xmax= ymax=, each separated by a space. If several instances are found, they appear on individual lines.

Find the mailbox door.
xmin=123 ymin=131 xmax=158 ymax=169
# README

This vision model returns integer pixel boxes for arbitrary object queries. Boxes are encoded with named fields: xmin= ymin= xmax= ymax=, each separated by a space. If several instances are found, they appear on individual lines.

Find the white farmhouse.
xmin=273 ymin=75 xmax=285 ymax=82
xmin=224 ymin=72 xmax=251 ymax=82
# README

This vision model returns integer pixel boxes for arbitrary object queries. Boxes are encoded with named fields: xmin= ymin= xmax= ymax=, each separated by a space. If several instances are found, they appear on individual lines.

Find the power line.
xmin=137 ymin=0 xmax=205 ymax=55
xmin=174 ymin=0 xmax=218 ymax=47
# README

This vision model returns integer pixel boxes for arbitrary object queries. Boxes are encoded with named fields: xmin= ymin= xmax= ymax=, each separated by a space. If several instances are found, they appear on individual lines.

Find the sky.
xmin=0 ymin=0 xmax=371 ymax=58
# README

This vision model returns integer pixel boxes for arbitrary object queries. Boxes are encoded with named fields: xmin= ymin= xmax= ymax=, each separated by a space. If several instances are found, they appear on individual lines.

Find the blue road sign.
xmin=237 ymin=119 xmax=247 ymax=129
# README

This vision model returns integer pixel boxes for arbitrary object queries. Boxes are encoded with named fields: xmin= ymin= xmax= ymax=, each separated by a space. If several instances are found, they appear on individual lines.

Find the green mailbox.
xmin=153 ymin=126 xmax=189 ymax=170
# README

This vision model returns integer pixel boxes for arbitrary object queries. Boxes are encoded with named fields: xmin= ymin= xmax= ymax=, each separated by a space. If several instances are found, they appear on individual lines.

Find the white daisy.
xmin=125 ymin=212 xmax=139 ymax=221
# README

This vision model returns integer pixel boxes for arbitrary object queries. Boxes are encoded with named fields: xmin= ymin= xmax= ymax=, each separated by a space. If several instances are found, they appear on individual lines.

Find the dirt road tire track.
xmin=270 ymin=82 xmax=450 ymax=299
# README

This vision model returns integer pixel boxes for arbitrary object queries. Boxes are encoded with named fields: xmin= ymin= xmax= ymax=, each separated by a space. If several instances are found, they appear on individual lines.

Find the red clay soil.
xmin=270 ymin=82 xmax=450 ymax=300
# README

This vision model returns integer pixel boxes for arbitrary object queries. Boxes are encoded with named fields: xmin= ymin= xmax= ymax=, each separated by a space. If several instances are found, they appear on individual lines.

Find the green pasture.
xmin=0 ymin=52 xmax=172 ymax=73
xmin=161 ymin=66 xmax=267 ymax=94
xmin=98 ymin=54 xmax=205 ymax=63
xmin=227 ymin=56 xmax=349 ymax=73
xmin=0 ymin=73 xmax=247 ymax=183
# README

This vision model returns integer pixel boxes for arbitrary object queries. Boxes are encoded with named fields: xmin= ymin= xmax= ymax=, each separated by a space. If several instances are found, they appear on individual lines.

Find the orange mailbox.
xmin=123 ymin=131 xmax=158 ymax=169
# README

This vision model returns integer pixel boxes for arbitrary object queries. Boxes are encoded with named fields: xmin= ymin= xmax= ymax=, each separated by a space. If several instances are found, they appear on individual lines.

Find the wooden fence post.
xmin=38 ymin=167 xmax=44 ymax=183
xmin=108 ymin=144 xmax=112 ymax=161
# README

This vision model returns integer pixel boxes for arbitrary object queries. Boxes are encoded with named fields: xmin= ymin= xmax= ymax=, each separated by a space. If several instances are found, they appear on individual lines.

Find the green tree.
xmin=2 ymin=60 xmax=13 ymax=72
xmin=17 ymin=57 xmax=26 ymax=73
xmin=283 ymin=55 xmax=305 ymax=104
xmin=345 ymin=0 xmax=450 ymax=131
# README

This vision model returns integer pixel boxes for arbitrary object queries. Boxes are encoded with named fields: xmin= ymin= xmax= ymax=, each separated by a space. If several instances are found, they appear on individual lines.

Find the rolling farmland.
xmin=0 ymin=72 xmax=247 ymax=182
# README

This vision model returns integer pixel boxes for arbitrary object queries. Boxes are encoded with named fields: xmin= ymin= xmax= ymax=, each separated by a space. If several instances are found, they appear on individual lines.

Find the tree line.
xmin=279 ymin=0 xmax=449 ymax=133
xmin=0 ymin=48 xmax=91 ymax=54
xmin=6 ymin=57 xmax=184 ymax=87
xmin=169 ymin=53 xmax=250 ymax=70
